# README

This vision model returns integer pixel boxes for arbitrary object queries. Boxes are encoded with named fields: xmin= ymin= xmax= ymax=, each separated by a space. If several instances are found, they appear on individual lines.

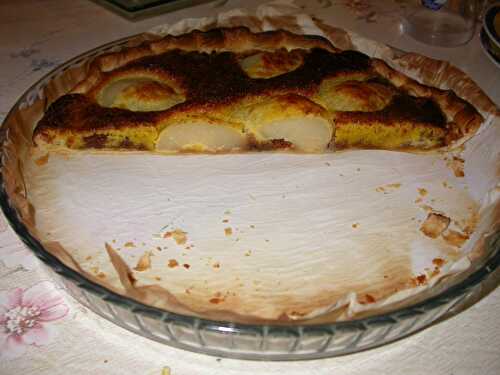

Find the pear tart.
xmin=33 ymin=27 xmax=482 ymax=153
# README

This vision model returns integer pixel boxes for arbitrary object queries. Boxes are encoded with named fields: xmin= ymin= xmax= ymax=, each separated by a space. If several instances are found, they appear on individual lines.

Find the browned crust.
xmin=37 ymin=27 xmax=484 ymax=151
xmin=372 ymin=59 xmax=483 ymax=146
xmin=72 ymin=27 xmax=338 ymax=94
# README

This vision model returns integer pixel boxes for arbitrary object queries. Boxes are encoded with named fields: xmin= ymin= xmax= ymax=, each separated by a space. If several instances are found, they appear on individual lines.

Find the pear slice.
xmin=244 ymin=94 xmax=334 ymax=152
xmin=156 ymin=117 xmax=247 ymax=153
xmin=97 ymin=78 xmax=184 ymax=112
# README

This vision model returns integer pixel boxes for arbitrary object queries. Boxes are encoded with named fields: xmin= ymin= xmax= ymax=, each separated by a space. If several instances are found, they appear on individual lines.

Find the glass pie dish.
xmin=1 ymin=33 xmax=499 ymax=361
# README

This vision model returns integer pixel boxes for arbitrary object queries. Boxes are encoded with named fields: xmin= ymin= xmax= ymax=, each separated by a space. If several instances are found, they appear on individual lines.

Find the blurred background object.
xmin=401 ymin=0 xmax=481 ymax=46
xmin=91 ymin=0 xmax=215 ymax=20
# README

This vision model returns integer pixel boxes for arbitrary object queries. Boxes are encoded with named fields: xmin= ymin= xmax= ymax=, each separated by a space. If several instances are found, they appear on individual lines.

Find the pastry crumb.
xmin=213 ymin=262 xmax=220 ymax=269
xmin=124 ymin=241 xmax=135 ymax=248
xmin=447 ymin=156 xmax=465 ymax=177
xmin=167 ymin=259 xmax=179 ymax=268
xmin=133 ymin=251 xmax=152 ymax=271
xmin=432 ymin=258 xmax=445 ymax=267
xmin=224 ymin=227 xmax=232 ymax=236
xmin=183 ymin=263 xmax=190 ymax=269
xmin=352 ymin=223 xmax=359 ymax=229
xmin=442 ymin=229 xmax=469 ymax=247
xmin=34 ymin=153 xmax=49 ymax=166
xmin=418 ymin=188 xmax=428 ymax=196
xmin=164 ymin=229 xmax=187 ymax=245
xmin=420 ymin=212 xmax=450 ymax=238
xmin=161 ymin=367 xmax=171 ymax=375
xmin=222 ymin=219 xmax=229 ymax=223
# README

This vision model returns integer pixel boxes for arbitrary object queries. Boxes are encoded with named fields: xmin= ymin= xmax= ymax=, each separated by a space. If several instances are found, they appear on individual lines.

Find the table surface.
xmin=0 ymin=1 xmax=499 ymax=374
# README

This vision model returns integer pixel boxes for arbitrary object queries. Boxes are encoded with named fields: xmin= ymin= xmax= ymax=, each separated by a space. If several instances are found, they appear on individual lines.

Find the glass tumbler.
xmin=401 ymin=0 xmax=481 ymax=46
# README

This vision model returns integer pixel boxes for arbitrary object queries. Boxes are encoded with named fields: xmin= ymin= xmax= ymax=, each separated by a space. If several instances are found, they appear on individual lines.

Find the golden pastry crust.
xmin=33 ymin=27 xmax=483 ymax=152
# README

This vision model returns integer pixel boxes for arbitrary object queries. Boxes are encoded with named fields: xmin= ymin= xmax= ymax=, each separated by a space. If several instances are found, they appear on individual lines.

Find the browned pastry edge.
xmin=372 ymin=59 xmax=483 ymax=146
xmin=72 ymin=27 xmax=338 ymax=94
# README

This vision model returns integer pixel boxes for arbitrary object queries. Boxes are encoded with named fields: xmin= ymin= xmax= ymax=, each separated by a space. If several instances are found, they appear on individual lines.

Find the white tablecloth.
xmin=0 ymin=1 xmax=499 ymax=374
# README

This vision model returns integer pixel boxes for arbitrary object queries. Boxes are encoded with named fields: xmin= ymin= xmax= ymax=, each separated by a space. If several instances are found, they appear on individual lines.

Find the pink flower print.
xmin=0 ymin=281 xmax=69 ymax=359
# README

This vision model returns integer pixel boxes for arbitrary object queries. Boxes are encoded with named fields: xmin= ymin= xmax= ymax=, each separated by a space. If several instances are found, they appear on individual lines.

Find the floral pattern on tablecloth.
xmin=0 ymin=281 xmax=69 ymax=359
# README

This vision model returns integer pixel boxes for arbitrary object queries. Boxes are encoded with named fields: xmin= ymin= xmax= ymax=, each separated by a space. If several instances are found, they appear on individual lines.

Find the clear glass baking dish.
xmin=0 ymin=34 xmax=498 ymax=361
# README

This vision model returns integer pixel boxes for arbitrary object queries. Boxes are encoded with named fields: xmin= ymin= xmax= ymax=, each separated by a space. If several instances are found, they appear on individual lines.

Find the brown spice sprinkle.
xmin=420 ymin=212 xmax=450 ymax=238
xmin=224 ymin=227 xmax=233 ymax=236
xmin=133 ymin=251 xmax=152 ymax=271
xmin=183 ymin=263 xmax=191 ymax=269
xmin=442 ymin=229 xmax=469 ymax=247
xmin=164 ymin=229 xmax=188 ymax=245
xmin=167 ymin=259 xmax=179 ymax=268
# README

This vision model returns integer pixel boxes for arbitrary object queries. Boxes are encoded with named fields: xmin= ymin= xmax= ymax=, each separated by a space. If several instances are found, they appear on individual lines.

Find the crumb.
xmin=356 ymin=168 xmax=361 ymax=172
xmin=448 ymin=156 xmax=465 ymax=177
xmin=432 ymin=258 xmax=445 ymax=267
xmin=442 ymin=229 xmax=469 ymax=247
xmin=112 ymin=239 xmax=116 ymax=243
xmin=224 ymin=210 xmax=231 ymax=215
xmin=375 ymin=186 xmax=385 ymax=193
xmin=156 ymin=246 xmax=162 ymax=251
xmin=213 ymin=262 xmax=220 ymax=269
xmin=164 ymin=229 xmax=187 ymax=245
xmin=124 ymin=241 xmax=135 ymax=248
xmin=365 ymin=294 xmax=376 ymax=303
xmin=167 ymin=259 xmax=179 ymax=268
xmin=250 ymin=224 xmax=255 ymax=229
xmin=265 ymin=239 xmax=269 ymax=242
xmin=103 ymin=359 xmax=108 ymax=364
xmin=352 ymin=223 xmax=359 ymax=229
xmin=414 ymin=274 xmax=427 ymax=286
xmin=222 ymin=219 xmax=229 ymax=223
xmin=325 ymin=162 xmax=331 ymax=166
xmin=97 ymin=272 xmax=106 ymax=279
xmin=161 ymin=367 xmax=171 ymax=375
xmin=183 ymin=263 xmax=190 ymax=269
xmin=418 ymin=188 xmax=428 ymax=196
xmin=244 ymin=250 xmax=252 ymax=256
xmin=420 ymin=212 xmax=450 ymax=238
xmin=154 ymin=276 xmax=162 ymax=281
xmin=85 ymin=255 xmax=92 ymax=261
xmin=34 ymin=153 xmax=49 ymax=166
xmin=224 ymin=227 xmax=232 ymax=236
xmin=133 ymin=251 xmax=152 ymax=271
